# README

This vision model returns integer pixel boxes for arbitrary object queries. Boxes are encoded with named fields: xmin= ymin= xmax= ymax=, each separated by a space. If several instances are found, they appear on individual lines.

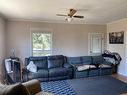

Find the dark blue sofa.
xmin=24 ymin=55 xmax=118 ymax=81
xmin=24 ymin=55 xmax=73 ymax=82
xmin=67 ymin=55 xmax=117 ymax=78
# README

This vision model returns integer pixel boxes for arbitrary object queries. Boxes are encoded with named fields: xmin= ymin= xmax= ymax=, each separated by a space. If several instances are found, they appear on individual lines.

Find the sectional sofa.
xmin=24 ymin=55 xmax=118 ymax=82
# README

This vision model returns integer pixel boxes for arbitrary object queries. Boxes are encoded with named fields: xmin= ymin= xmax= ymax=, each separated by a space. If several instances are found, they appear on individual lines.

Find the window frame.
xmin=30 ymin=28 xmax=52 ymax=56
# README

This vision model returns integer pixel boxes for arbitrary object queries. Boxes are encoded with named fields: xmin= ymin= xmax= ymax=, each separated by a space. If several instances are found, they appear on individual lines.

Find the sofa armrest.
xmin=63 ymin=63 xmax=73 ymax=68
xmin=25 ymin=58 xmax=29 ymax=66
xmin=69 ymin=64 xmax=81 ymax=71
xmin=22 ymin=67 xmax=30 ymax=82
xmin=22 ymin=79 xmax=41 ymax=95
xmin=0 ymin=83 xmax=30 ymax=95
xmin=22 ymin=67 xmax=29 ymax=73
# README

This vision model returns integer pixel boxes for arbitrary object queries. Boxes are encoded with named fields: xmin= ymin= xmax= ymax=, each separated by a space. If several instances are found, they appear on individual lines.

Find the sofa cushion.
xmin=49 ymin=68 xmax=69 ymax=77
xmin=63 ymin=63 xmax=73 ymax=68
xmin=67 ymin=57 xmax=82 ymax=64
xmin=92 ymin=55 xmax=103 ymax=64
xmin=81 ymin=56 xmax=92 ymax=65
xmin=28 ymin=69 xmax=48 ymax=79
xmin=29 ymin=57 xmax=47 ymax=69
xmin=89 ymin=69 xmax=99 ymax=77
xmin=0 ymin=83 xmax=30 ymax=95
xmin=103 ymin=60 xmax=113 ymax=66
xmin=75 ymin=70 xmax=88 ymax=78
xmin=47 ymin=55 xmax=64 ymax=69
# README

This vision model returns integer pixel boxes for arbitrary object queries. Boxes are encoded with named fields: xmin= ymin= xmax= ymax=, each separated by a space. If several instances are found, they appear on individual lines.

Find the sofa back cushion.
xmin=29 ymin=57 xmax=48 ymax=69
xmin=92 ymin=55 xmax=103 ymax=64
xmin=67 ymin=57 xmax=82 ymax=65
xmin=0 ymin=83 xmax=30 ymax=95
xmin=81 ymin=56 xmax=92 ymax=65
xmin=48 ymin=55 xmax=64 ymax=69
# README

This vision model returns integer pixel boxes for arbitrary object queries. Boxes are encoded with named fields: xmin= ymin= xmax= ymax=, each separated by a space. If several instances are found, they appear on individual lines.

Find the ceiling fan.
xmin=56 ymin=9 xmax=84 ymax=22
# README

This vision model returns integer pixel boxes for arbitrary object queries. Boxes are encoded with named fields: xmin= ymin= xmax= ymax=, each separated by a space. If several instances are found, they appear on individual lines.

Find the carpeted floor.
xmin=41 ymin=76 xmax=127 ymax=95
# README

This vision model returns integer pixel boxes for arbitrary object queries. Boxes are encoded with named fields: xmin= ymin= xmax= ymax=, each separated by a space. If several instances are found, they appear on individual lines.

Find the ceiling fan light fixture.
xmin=65 ymin=16 xmax=73 ymax=22
xmin=57 ymin=9 xmax=84 ymax=22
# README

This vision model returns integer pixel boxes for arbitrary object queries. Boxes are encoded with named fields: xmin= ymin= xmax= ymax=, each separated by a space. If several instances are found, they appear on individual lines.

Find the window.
xmin=32 ymin=32 xmax=52 ymax=56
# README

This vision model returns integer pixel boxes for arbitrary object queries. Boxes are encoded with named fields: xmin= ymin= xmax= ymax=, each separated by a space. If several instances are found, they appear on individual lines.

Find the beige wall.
xmin=107 ymin=18 xmax=127 ymax=76
xmin=0 ymin=17 xmax=6 ymax=83
xmin=0 ymin=17 xmax=6 ymax=62
xmin=6 ymin=21 xmax=107 ymax=63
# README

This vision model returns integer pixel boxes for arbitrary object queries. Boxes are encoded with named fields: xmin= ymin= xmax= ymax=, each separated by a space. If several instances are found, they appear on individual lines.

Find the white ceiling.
xmin=0 ymin=0 xmax=127 ymax=24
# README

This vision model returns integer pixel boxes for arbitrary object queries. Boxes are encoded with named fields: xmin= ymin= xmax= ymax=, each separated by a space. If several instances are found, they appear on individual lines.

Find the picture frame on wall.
xmin=109 ymin=31 xmax=124 ymax=44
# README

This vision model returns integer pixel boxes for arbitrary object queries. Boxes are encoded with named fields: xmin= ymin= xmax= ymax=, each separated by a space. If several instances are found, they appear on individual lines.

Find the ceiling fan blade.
xmin=73 ymin=15 xmax=84 ymax=18
xmin=69 ymin=9 xmax=77 ymax=17
xmin=56 ymin=14 xmax=67 ymax=17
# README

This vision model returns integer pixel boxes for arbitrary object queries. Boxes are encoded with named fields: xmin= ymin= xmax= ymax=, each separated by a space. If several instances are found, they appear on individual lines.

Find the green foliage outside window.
xmin=32 ymin=32 xmax=51 ymax=56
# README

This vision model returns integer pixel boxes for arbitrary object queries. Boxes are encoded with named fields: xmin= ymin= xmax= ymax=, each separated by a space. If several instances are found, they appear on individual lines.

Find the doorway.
xmin=88 ymin=33 xmax=104 ymax=55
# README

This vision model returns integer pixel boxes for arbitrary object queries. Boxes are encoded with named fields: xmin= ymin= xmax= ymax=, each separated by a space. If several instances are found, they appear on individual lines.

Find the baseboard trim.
xmin=117 ymin=72 xmax=127 ymax=77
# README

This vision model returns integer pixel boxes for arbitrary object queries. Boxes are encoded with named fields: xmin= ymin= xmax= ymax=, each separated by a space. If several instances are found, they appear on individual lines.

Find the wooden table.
xmin=36 ymin=92 xmax=53 ymax=95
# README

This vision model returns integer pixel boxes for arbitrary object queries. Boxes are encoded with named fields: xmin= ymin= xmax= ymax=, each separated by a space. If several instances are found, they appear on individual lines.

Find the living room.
xmin=0 ymin=0 xmax=127 ymax=95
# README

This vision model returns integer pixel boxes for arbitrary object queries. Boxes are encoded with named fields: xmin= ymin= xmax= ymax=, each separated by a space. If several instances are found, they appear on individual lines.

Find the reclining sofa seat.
xmin=24 ymin=55 xmax=73 ymax=82
xmin=67 ymin=55 xmax=113 ymax=78
xmin=48 ymin=55 xmax=73 ymax=81
xmin=67 ymin=56 xmax=93 ymax=78
xmin=90 ymin=55 xmax=103 ymax=77
xmin=25 ymin=56 xmax=48 ymax=81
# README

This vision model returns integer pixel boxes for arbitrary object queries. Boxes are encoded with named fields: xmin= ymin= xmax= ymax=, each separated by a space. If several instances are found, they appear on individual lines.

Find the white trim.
xmin=88 ymin=33 xmax=104 ymax=56
xmin=118 ymin=72 xmax=127 ymax=77
xmin=30 ymin=28 xmax=53 ymax=56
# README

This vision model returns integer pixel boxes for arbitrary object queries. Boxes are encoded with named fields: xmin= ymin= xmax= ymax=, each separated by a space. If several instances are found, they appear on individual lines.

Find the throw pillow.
xmin=27 ymin=61 xmax=37 ymax=73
